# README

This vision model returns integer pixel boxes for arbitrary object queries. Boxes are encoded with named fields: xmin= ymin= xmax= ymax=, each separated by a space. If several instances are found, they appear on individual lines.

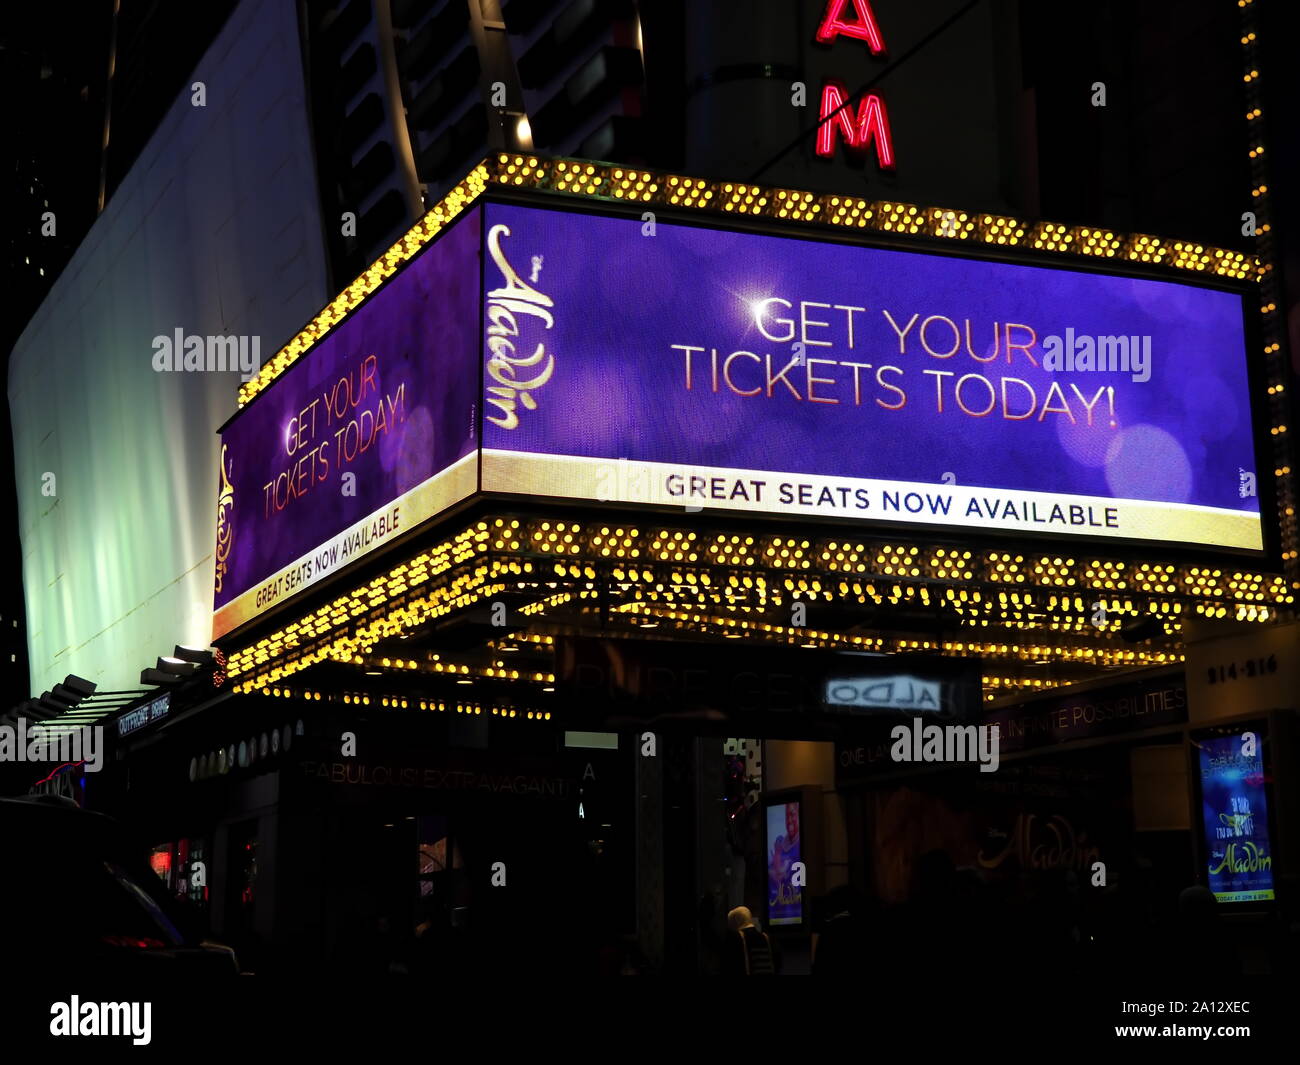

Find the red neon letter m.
xmin=816 ymin=81 xmax=895 ymax=169
xmin=814 ymin=0 xmax=887 ymax=54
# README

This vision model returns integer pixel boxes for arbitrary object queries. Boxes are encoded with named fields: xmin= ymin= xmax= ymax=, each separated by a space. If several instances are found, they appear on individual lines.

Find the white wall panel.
xmin=7 ymin=0 xmax=328 ymax=695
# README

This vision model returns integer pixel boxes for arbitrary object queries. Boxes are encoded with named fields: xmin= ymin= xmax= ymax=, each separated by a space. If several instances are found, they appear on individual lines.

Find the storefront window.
xmin=147 ymin=839 xmax=210 ymax=907
xmin=228 ymin=823 xmax=259 ymax=914
xmin=174 ymin=838 xmax=210 ymax=905
xmin=240 ymin=841 xmax=259 ymax=908
xmin=416 ymin=816 xmax=462 ymax=898
xmin=148 ymin=843 xmax=173 ymax=890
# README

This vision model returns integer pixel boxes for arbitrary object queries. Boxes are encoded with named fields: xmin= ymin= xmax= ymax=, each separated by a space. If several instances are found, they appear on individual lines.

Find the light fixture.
xmin=1120 ymin=614 xmax=1164 ymax=643
xmin=50 ymin=684 xmax=86 ymax=706
xmin=60 ymin=675 xmax=97 ymax=699
xmin=140 ymin=668 xmax=183 ymax=687
xmin=173 ymin=645 xmax=214 ymax=666
xmin=157 ymin=656 xmax=198 ymax=677
xmin=12 ymin=699 xmax=55 ymax=721
xmin=512 ymin=113 xmax=534 ymax=150
xmin=38 ymin=692 xmax=73 ymax=714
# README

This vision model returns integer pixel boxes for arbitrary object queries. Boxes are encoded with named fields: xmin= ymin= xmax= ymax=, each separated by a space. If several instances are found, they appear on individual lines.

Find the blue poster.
xmin=767 ymin=802 xmax=802 ymax=925
xmin=1199 ymin=733 xmax=1274 ymax=903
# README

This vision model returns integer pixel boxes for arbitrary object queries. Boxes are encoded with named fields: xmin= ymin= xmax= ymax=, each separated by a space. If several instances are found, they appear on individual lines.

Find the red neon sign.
xmin=815 ymin=81 xmax=895 ymax=168
xmin=814 ymin=0 xmax=895 ymax=168
xmin=814 ymin=0 xmax=887 ymax=54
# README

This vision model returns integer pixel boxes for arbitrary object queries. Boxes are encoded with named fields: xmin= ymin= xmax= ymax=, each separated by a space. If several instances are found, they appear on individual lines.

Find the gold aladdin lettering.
xmin=214 ymin=444 xmax=235 ymax=594
xmin=485 ymin=224 xmax=555 ymax=429
xmin=1210 ymin=842 xmax=1271 ymax=875
xmin=976 ymin=813 xmax=1100 ymax=873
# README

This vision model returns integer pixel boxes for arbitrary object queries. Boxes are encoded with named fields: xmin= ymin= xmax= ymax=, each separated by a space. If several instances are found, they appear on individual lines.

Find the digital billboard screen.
xmin=766 ymin=801 xmax=803 ymax=926
xmin=1198 ymin=731 xmax=1274 ymax=904
xmin=213 ymin=206 xmax=482 ymax=638
xmin=480 ymin=203 xmax=1262 ymax=553
xmin=213 ymin=194 xmax=1266 ymax=636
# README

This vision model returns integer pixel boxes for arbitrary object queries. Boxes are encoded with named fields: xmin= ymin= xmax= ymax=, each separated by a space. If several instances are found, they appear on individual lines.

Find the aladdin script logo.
xmin=772 ymin=882 xmax=801 ymax=906
xmin=485 ymin=224 xmax=554 ymax=429
xmin=977 ymin=813 xmax=1100 ymax=872
xmin=1210 ymin=841 xmax=1271 ymax=875
xmin=214 ymin=444 xmax=234 ymax=594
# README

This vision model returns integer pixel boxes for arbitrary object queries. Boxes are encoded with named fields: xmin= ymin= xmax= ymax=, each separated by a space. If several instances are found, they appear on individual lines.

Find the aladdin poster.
xmin=767 ymin=802 xmax=803 ymax=926
xmin=1199 ymin=733 xmax=1275 ymax=903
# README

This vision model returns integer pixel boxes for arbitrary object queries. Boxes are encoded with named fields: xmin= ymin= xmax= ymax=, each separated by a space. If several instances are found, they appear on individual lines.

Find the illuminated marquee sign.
xmin=480 ymin=202 xmax=1263 ymax=554
xmin=813 ymin=0 xmax=895 ymax=168
xmin=213 ymin=186 xmax=1264 ymax=638
xmin=212 ymin=207 xmax=482 ymax=638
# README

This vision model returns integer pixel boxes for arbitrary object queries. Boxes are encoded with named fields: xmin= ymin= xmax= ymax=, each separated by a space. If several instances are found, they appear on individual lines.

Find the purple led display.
xmin=213 ymin=207 xmax=481 ymax=637
xmin=480 ymin=203 xmax=1261 ymax=552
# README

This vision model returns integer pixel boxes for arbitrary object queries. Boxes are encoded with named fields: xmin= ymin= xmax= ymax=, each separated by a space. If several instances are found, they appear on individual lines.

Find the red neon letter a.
xmin=816 ymin=82 xmax=896 ymax=169
xmin=814 ymin=0 xmax=886 ymax=54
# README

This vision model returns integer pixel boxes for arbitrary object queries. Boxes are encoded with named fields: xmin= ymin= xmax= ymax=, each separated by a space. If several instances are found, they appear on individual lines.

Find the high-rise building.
xmin=302 ymin=0 xmax=663 ymax=285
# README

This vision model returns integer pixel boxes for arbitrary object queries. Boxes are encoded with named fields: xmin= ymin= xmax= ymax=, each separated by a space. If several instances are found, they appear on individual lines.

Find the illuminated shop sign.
xmin=1198 ymin=730 xmax=1275 ymax=904
xmin=212 ymin=207 xmax=482 ymax=638
xmin=480 ymin=203 xmax=1262 ymax=553
xmin=823 ymin=675 xmax=943 ymax=712
xmin=116 ymin=693 xmax=171 ymax=738
xmin=986 ymin=674 xmax=1186 ymax=755
xmin=560 ymin=638 xmax=979 ymax=724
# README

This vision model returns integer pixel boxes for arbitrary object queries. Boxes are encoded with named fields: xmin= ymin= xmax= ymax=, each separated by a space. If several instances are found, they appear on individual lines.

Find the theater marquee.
xmin=214 ymin=170 xmax=1265 ymax=638
xmin=480 ymin=203 xmax=1263 ymax=555
xmin=212 ymin=207 xmax=482 ymax=638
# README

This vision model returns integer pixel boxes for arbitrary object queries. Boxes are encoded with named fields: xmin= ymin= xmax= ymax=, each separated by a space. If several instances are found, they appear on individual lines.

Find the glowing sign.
xmin=117 ymin=694 xmax=171 ymax=738
xmin=814 ymin=0 xmax=895 ymax=166
xmin=1199 ymin=732 xmax=1275 ymax=903
xmin=823 ymin=675 xmax=944 ymax=712
xmin=213 ymin=208 xmax=481 ymax=638
xmin=816 ymin=81 xmax=895 ymax=167
xmin=481 ymin=203 xmax=1262 ymax=553
xmin=814 ymin=0 xmax=887 ymax=51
